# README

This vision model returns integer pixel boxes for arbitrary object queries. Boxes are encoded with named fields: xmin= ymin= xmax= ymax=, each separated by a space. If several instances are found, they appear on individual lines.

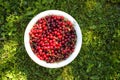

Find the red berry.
xmin=29 ymin=15 xmax=77 ymax=63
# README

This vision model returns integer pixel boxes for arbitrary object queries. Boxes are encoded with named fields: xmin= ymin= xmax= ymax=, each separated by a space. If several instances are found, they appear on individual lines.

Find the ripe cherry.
xmin=29 ymin=15 xmax=77 ymax=63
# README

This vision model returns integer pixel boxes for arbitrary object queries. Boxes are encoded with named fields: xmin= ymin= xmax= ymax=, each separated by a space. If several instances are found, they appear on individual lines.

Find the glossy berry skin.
xmin=29 ymin=15 xmax=77 ymax=63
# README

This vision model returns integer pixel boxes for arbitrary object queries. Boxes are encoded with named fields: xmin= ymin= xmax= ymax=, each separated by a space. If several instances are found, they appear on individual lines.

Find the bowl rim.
xmin=24 ymin=10 xmax=82 ymax=68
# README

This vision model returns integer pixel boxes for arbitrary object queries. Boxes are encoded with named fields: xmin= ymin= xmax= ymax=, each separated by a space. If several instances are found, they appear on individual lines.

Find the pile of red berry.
xmin=29 ymin=15 xmax=77 ymax=63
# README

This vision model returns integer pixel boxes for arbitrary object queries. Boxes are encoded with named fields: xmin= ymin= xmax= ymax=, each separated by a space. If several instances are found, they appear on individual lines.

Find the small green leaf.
xmin=86 ymin=64 xmax=94 ymax=73
xmin=57 ymin=76 xmax=63 ymax=80
xmin=90 ymin=76 xmax=99 ymax=80
xmin=24 ymin=9 xmax=37 ymax=16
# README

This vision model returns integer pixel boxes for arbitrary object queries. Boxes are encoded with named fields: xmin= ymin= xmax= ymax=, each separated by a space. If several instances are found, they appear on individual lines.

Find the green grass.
xmin=0 ymin=0 xmax=120 ymax=80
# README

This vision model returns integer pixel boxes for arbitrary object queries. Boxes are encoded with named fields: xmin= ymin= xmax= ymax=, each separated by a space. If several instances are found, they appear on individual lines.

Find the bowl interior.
xmin=24 ymin=10 xmax=82 ymax=68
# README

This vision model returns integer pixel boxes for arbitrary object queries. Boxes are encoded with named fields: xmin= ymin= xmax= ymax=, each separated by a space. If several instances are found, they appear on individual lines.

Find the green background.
xmin=0 ymin=0 xmax=120 ymax=80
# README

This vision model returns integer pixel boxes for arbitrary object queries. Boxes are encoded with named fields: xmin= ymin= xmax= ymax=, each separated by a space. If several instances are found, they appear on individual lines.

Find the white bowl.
xmin=24 ymin=10 xmax=82 ymax=68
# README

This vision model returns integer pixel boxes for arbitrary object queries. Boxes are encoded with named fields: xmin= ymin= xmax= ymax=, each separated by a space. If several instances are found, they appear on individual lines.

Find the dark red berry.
xmin=29 ymin=15 xmax=77 ymax=63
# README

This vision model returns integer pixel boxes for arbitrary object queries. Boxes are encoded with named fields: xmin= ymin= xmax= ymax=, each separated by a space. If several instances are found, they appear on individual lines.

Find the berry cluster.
xmin=29 ymin=15 xmax=77 ymax=63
